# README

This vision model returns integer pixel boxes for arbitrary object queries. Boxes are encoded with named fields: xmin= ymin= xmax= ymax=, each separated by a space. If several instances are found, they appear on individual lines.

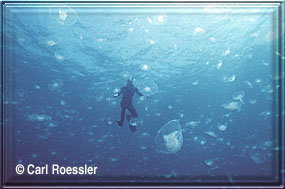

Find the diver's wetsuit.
xmin=117 ymin=82 xmax=143 ymax=131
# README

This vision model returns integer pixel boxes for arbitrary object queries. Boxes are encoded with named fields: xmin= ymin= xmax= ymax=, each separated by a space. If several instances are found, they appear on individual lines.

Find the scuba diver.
xmin=114 ymin=77 xmax=146 ymax=132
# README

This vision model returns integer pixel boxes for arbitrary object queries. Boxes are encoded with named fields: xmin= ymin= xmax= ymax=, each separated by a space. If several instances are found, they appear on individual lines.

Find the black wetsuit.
xmin=117 ymin=83 xmax=143 ymax=131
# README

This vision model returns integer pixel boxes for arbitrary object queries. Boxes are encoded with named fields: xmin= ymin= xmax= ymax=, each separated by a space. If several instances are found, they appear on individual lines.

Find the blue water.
xmin=3 ymin=3 xmax=284 ymax=184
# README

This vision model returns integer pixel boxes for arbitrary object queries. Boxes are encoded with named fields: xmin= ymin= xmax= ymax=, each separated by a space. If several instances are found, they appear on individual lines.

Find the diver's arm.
xmin=118 ymin=90 xmax=122 ymax=96
xmin=135 ymin=88 xmax=144 ymax=97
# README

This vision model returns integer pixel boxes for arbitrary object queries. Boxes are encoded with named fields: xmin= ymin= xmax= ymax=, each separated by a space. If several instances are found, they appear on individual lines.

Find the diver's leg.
xmin=126 ymin=105 xmax=138 ymax=132
xmin=129 ymin=125 xmax=136 ymax=132
xmin=117 ymin=107 xmax=126 ymax=126
xmin=126 ymin=104 xmax=138 ymax=122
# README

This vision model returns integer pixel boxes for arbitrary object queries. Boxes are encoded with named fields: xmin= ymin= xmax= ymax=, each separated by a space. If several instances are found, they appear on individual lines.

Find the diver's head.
xmin=127 ymin=76 xmax=134 ymax=86
xmin=127 ymin=79 xmax=133 ymax=86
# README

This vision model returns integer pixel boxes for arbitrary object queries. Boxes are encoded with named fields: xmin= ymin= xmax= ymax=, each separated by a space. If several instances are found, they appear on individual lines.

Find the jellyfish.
xmin=244 ymin=80 xmax=253 ymax=88
xmin=45 ymin=121 xmax=58 ymax=128
xmin=26 ymin=114 xmax=52 ymax=122
xmin=140 ymin=64 xmax=150 ymax=71
xmin=186 ymin=120 xmax=200 ymax=127
xmin=222 ymin=75 xmax=236 ymax=83
xmin=139 ymin=132 xmax=150 ymax=150
xmin=137 ymin=80 xmax=158 ymax=96
xmin=196 ymin=136 xmax=207 ymax=145
xmin=261 ymin=85 xmax=274 ymax=94
xmin=153 ymin=15 xmax=167 ymax=25
xmin=232 ymin=91 xmax=245 ymax=103
xmin=248 ymin=146 xmax=266 ymax=164
xmin=204 ymin=131 xmax=217 ymax=138
xmin=193 ymin=27 xmax=205 ymax=34
xmin=48 ymin=79 xmax=63 ymax=91
xmin=95 ymin=92 xmax=104 ymax=102
xmin=249 ymin=99 xmax=257 ymax=104
xmin=248 ymin=142 xmax=273 ymax=164
xmin=120 ymin=71 xmax=131 ymax=79
xmin=204 ymin=159 xmax=214 ymax=167
xmin=155 ymin=120 xmax=183 ymax=154
xmin=217 ymin=123 xmax=227 ymax=131
xmin=16 ymin=89 xmax=28 ymax=102
xmin=49 ymin=5 xmax=78 ymax=26
xmin=55 ymin=52 xmax=65 ymax=61
xmin=222 ymin=101 xmax=242 ymax=111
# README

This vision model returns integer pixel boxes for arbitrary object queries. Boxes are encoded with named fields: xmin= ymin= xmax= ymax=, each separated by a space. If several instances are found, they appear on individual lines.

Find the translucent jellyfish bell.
xmin=137 ymin=80 xmax=158 ymax=96
xmin=26 ymin=114 xmax=52 ymax=122
xmin=155 ymin=120 xmax=183 ymax=154
xmin=232 ymin=91 xmax=245 ymax=103
xmin=16 ymin=89 xmax=28 ymax=102
xmin=48 ymin=79 xmax=63 ymax=91
xmin=217 ymin=123 xmax=228 ymax=131
xmin=120 ymin=71 xmax=131 ymax=79
xmin=140 ymin=64 xmax=150 ymax=71
xmin=193 ymin=27 xmax=205 ymax=34
xmin=95 ymin=92 xmax=104 ymax=102
xmin=248 ymin=146 xmax=266 ymax=164
xmin=139 ymin=132 xmax=150 ymax=150
xmin=153 ymin=15 xmax=167 ymax=25
xmin=49 ymin=5 xmax=78 ymax=26
xmin=222 ymin=75 xmax=236 ymax=83
xmin=248 ymin=141 xmax=272 ymax=164
xmin=222 ymin=101 xmax=242 ymax=111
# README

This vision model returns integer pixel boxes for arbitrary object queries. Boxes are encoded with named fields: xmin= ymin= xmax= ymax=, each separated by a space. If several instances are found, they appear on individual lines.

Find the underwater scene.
xmin=3 ymin=3 xmax=284 ymax=184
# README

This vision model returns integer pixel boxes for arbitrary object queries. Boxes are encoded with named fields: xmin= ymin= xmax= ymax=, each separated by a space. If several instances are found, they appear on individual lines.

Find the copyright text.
xmin=15 ymin=164 xmax=98 ymax=175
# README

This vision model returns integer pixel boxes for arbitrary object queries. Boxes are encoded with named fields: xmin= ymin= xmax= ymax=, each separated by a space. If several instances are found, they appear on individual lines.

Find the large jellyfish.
xmin=155 ymin=120 xmax=183 ymax=154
